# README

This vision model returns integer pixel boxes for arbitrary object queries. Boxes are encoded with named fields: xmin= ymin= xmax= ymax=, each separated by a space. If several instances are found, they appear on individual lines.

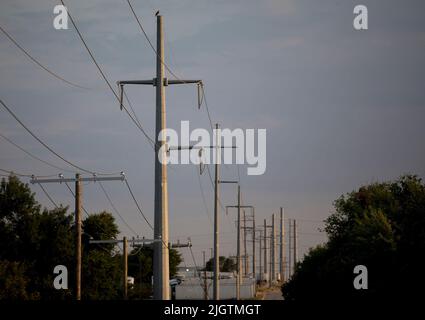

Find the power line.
xmin=0 ymin=132 xmax=75 ymax=173
xmin=37 ymin=183 xmax=59 ymax=209
xmin=126 ymin=0 xmax=215 ymax=135
xmin=97 ymin=180 xmax=139 ymax=237
xmin=0 ymin=98 xmax=115 ymax=175
xmin=123 ymin=178 xmax=153 ymax=230
xmin=0 ymin=24 xmax=88 ymax=90
xmin=60 ymin=0 xmax=156 ymax=148
xmin=63 ymin=181 xmax=121 ymax=254
xmin=188 ymin=244 xmax=209 ymax=299
xmin=196 ymin=167 xmax=213 ymax=225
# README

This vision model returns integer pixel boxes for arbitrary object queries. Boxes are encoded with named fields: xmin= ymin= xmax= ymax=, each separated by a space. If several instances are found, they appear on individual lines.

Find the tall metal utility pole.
xmin=213 ymin=123 xmax=220 ymax=300
xmin=271 ymin=214 xmax=276 ymax=283
xmin=203 ymin=251 xmax=208 ymax=300
xmin=288 ymin=219 xmax=292 ymax=277
xmin=117 ymin=15 xmax=202 ymax=300
xmin=263 ymin=219 xmax=267 ymax=283
xmin=226 ymin=201 xmax=254 ymax=299
xmin=279 ymin=207 xmax=285 ymax=282
xmin=75 ymin=173 xmax=82 ymax=300
xmin=293 ymin=219 xmax=297 ymax=272
xmin=252 ymin=214 xmax=256 ymax=280
xmin=236 ymin=186 xmax=241 ymax=300
xmin=31 ymin=173 xmax=125 ymax=300
xmin=243 ymin=210 xmax=247 ymax=276
xmin=258 ymin=229 xmax=262 ymax=282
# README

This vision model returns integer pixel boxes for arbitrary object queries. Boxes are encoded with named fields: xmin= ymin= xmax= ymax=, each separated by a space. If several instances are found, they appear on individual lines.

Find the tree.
xmin=282 ymin=175 xmax=425 ymax=300
xmin=205 ymin=256 xmax=237 ymax=272
xmin=127 ymin=246 xmax=182 ymax=299
xmin=0 ymin=175 xmax=126 ymax=300
xmin=82 ymin=212 xmax=122 ymax=300
xmin=0 ymin=175 xmax=73 ymax=299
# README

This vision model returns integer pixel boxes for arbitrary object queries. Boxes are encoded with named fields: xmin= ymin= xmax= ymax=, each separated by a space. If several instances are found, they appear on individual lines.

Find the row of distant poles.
xmin=209 ymin=205 xmax=299 ymax=300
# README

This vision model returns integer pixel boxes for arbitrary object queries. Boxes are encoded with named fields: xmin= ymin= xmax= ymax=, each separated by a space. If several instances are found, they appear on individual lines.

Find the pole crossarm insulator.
xmin=30 ymin=175 xmax=125 ymax=184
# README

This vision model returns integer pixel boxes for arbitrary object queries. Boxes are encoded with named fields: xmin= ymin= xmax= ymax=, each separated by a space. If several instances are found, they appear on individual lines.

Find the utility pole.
xmin=31 ymin=173 xmax=125 ymax=300
xmin=75 ymin=173 xmax=82 ymax=300
xmin=263 ymin=219 xmax=267 ymax=283
xmin=226 ymin=200 xmax=254 ymax=299
xmin=203 ymin=250 xmax=208 ymax=300
xmin=243 ymin=210 xmax=247 ymax=276
xmin=258 ymin=229 xmax=262 ymax=282
xmin=280 ymin=207 xmax=285 ymax=282
xmin=252 ymin=212 xmax=256 ymax=280
xmin=237 ymin=185 xmax=241 ymax=300
xmin=89 ymin=238 xmax=190 ymax=299
xmin=271 ymin=214 xmax=276 ymax=283
xmin=293 ymin=219 xmax=297 ymax=273
xmin=213 ymin=123 xmax=220 ymax=300
xmin=288 ymin=219 xmax=292 ymax=277
xmin=123 ymin=236 xmax=128 ymax=299
xmin=117 ymin=15 xmax=202 ymax=300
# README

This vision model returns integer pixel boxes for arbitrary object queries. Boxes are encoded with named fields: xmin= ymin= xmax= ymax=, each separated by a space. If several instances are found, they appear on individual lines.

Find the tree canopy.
xmin=0 ymin=175 xmax=182 ymax=300
xmin=282 ymin=175 xmax=425 ymax=300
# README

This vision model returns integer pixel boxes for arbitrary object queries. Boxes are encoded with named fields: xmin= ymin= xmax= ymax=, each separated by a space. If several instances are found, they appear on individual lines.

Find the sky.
xmin=1 ymin=0 xmax=424 ymax=270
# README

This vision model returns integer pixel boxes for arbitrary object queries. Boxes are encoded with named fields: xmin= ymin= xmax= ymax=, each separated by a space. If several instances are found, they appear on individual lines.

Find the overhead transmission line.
xmin=37 ymin=183 xmax=59 ymax=209
xmin=60 ymin=0 xmax=156 ymax=148
xmin=0 ymin=132 xmax=75 ymax=173
xmin=0 ymin=98 xmax=119 ymax=175
xmin=0 ymin=24 xmax=88 ymax=90
xmin=97 ymin=180 xmax=139 ymax=237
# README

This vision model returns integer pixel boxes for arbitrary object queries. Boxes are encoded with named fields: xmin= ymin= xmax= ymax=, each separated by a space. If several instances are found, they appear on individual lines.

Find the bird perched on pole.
xmin=155 ymin=10 xmax=160 ymax=16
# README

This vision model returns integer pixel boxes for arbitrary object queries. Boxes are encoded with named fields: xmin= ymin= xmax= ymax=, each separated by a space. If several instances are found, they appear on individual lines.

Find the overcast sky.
xmin=1 ymin=0 xmax=424 ymax=268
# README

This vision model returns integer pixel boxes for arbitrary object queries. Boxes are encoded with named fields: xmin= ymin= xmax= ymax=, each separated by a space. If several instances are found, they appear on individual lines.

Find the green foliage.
xmin=0 ymin=175 xmax=126 ymax=300
xmin=205 ymin=256 xmax=237 ymax=272
xmin=282 ymin=175 xmax=425 ymax=300
xmin=127 ymin=246 xmax=182 ymax=299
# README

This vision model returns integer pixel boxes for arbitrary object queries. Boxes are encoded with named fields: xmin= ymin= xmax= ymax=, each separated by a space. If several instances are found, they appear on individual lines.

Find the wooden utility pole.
xmin=31 ymin=173 xmax=126 ymax=300
xmin=117 ymin=15 xmax=202 ymax=300
xmin=89 ymin=238 xmax=190 ymax=299
xmin=75 ymin=173 xmax=82 ymax=300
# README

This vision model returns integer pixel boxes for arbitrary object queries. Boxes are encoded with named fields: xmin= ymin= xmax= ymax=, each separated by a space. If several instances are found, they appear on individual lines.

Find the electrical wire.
xmin=123 ymin=178 xmax=153 ymax=230
xmin=0 ymin=24 xmax=88 ymax=90
xmin=37 ymin=183 xmax=59 ymax=209
xmin=196 ymin=167 xmax=213 ymax=226
xmin=0 ymin=132 xmax=75 ymax=173
xmin=97 ymin=180 xmax=139 ymax=237
xmin=60 ymin=0 xmax=156 ymax=149
xmin=188 ymin=244 xmax=209 ymax=299
xmin=0 ymin=98 xmax=114 ymax=175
